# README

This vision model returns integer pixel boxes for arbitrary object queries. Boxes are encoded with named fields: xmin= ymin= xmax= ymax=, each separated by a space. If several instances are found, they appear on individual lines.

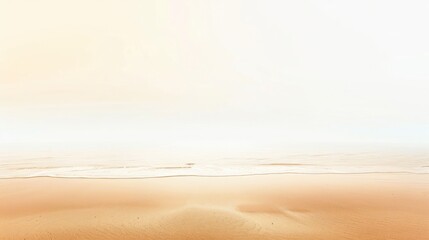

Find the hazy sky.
xmin=1 ymin=0 xmax=428 ymax=154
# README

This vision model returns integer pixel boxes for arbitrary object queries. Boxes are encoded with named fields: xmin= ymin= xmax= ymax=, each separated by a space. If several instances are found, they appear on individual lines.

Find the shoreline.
xmin=0 ymin=168 xmax=427 ymax=180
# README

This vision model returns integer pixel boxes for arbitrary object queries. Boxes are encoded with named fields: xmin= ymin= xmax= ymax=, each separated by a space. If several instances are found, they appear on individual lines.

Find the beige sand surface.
xmin=0 ymin=174 xmax=428 ymax=240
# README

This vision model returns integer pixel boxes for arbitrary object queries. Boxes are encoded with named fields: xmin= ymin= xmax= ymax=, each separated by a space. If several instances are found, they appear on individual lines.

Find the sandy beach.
xmin=0 ymin=173 xmax=428 ymax=240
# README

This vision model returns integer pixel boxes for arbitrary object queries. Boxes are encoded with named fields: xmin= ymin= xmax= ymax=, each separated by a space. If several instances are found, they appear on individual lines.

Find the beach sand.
xmin=0 ymin=174 xmax=428 ymax=240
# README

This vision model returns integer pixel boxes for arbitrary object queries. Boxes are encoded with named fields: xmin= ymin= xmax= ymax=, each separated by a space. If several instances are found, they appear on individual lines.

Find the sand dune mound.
xmin=155 ymin=206 xmax=266 ymax=240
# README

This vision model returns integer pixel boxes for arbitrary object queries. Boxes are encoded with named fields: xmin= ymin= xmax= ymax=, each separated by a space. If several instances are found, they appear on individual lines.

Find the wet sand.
xmin=0 ymin=174 xmax=428 ymax=240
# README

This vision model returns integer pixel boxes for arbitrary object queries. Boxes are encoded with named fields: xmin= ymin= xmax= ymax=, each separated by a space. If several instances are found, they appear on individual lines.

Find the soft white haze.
xmin=1 ymin=0 xmax=429 ymax=159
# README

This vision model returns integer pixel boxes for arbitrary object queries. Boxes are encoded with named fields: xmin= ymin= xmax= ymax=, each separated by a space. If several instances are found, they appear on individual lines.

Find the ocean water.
xmin=0 ymin=150 xmax=428 ymax=178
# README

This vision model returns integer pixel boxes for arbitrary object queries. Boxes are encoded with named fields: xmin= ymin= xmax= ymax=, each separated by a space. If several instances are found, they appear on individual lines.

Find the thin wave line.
xmin=0 ymin=171 xmax=427 ymax=180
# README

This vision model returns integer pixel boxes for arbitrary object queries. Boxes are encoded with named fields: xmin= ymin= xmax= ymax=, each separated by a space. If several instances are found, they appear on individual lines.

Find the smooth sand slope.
xmin=0 ymin=174 xmax=428 ymax=240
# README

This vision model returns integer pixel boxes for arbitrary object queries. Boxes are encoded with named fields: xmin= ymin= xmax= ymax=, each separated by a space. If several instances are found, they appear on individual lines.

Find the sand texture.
xmin=0 ymin=174 xmax=428 ymax=240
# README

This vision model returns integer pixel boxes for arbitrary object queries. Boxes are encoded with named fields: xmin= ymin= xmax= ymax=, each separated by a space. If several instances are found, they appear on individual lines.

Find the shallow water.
xmin=1 ymin=150 xmax=427 ymax=178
